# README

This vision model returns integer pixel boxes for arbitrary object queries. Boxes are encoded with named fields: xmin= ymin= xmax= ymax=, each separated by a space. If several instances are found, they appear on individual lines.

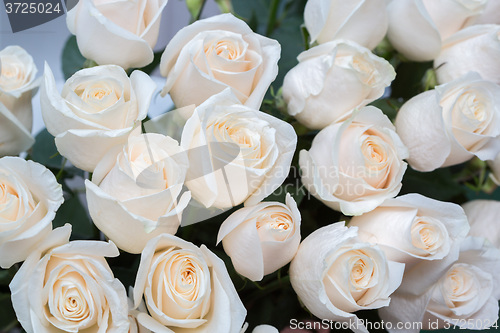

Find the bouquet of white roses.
xmin=1 ymin=0 xmax=500 ymax=332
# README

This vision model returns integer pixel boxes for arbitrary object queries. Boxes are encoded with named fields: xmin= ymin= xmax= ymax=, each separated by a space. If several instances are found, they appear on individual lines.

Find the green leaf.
xmin=139 ymin=51 xmax=163 ymax=75
xmin=214 ymin=0 xmax=233 ymax=13
xmin=30 ymin=129 xmax=83 ymax=178
xmin=0 ymin=266 xmax=17 ymax=286
xmin=53 ymin=192 xmax=95 ymax=240
xmin=369 ymin=98 xmax=404 ymax=121
xmin=0 ymin=292 xmax=17 ymax=331
xmin=186 ymin=0 xmax=206 ymax=21
xmin=400 ymin=167 xmax=465 ymax=202
xmin=61 ymin=35 xmax=86 ymax=80
xmin=390 ymin=61 xmax=433 ymax=99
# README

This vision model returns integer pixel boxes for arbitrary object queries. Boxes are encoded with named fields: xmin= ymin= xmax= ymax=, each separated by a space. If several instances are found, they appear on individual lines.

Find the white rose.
xmin=470 ymin=0 xmax=500 ymax=25
xmin=160 ymin=13 xmax=280 ymax=110
xmin=379 ymin=237 xmax=500 ymax=331
xmin=434 ymin=24 xmax=500 ymax=84
xmin=41 ymin=63 xmax=156 ymax=172
xmin=304 ymin=0 xmax=388 ymax=50
xmin=350 ymin=194 xmax=470 ymax=295
xmin=289 ymin=222 xmax=405 ymax=331
xmin=282 ymin=40 xmax=395 ymax=130
xmin=395 ymin=73 xmax=500 ymax=172
xmin=0 ymin=46 xmax=39 ymax=156
xmin=299 ymin=106 xmax=408 ymax=216
xmin=66 ymin=0 xmax=168 ymax=69
xmin=462 ymin=199 xmax=500 ymax=248
xmin=387 ymin=0 xmax=487 ymax=61
xmin=132 ymin=234 xmax=247 ymax=332
xmin=86 ymin=133 xmax=191 ymax=254
xmin=0 ymin=156 xmax=63 ymax=269
xmin=181 ymin=89 xmax=297 ymax=209
xmin=217 ymin=193 xmax=301 ymax=281
xmin=10 ymin=225 xmax=130 ymax=333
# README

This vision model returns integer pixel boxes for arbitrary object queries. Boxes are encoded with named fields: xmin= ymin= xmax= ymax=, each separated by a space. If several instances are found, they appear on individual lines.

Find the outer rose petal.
xmin=86 ymin=180 xmax=191 ymax=254
xmin=387 ymin=0 xmax=442 ymax=61
xmin=160 ymin=13 xmax=280 ymax=110
xmin=0 ymin=103 xmax=34 ymax=157
xmin=395 ymin=90 xmax=451 ymax=171
xmin=462 ymin=200 xmax=500 ymax=249
xmin=67 ymin=0 xmax=168 ymax=68
xmin=434 ymin=24 xmax=500 ymax=84
xmin=0 ymin=157 xmax=63 ymax=268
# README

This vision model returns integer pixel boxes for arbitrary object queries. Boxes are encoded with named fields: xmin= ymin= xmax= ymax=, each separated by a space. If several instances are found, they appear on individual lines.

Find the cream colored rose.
xmin=181 ymin=89 xmax=297 ymax=210
xmin=160 ymin=13 xmax=280 ymax=110
xmin=434 ymin=24 xmax=500 ymax=84
xmin=132 ymin=234 xmax=247 ymax=332
xmin=379 ymin=237 xmax=500 ymax=332
xmin=217 ymin=193 xmax=301 ymax=281
xmin=41 ymin=63 xmax=156 ymax=172
xmin=86 ymin=133 xmax=191 ymax=254
xmin=0 ymin=46 xmax=39 ymax=156
xmin=395 ymin=73 xmax=500 ymax=172
xmin=470 ymin=0 xmax=500 ymax=25
xmin=0 ymin=157 xmax=63 ymax=269
xmin=387 ymin=0 xmax=487 ymax=61
xmin=289 ymin=222 xmax=405 ymax=331
xmin=304 ymin=0 xmax=388 ymax=50
xmin=66 ymin=0 xmax=168 ymax=69
xmin=299 ymin=106 xmax=408 ymax=216
xmin=10 ymin=225 xmax=130 ymax=332
xmin=462 ymin=199 xmax=500 ymax=248
xmin=282 ymin=40 xmax=395 ymax=130
xmin=350 ymin=194 xmax=470 ymax=295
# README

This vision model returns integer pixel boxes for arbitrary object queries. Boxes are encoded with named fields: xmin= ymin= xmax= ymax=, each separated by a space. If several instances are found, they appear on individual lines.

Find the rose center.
xmin=256 ymin=210 xmax=294 ymax=242
xmin=352 ymin=55 xmax=377 ymax=85
xmin=454 ymin=91 xmax=489 ymax=134
xmin=0 ymin=181 xmax=21 ymax=222
xmin=411 ymin=216 xmax=446 ymax=255
xmin=0 ymin=61 xmax=25 ymax=90
xmin=206 ymin=40 xmax=240 ymax=60
xmin=442 ymin=264 xmax=477 ymax=308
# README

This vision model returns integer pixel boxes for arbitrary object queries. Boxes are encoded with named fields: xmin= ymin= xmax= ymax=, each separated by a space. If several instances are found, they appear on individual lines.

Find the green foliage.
xmin=61 ymin=35 xmax=86 ymax=80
